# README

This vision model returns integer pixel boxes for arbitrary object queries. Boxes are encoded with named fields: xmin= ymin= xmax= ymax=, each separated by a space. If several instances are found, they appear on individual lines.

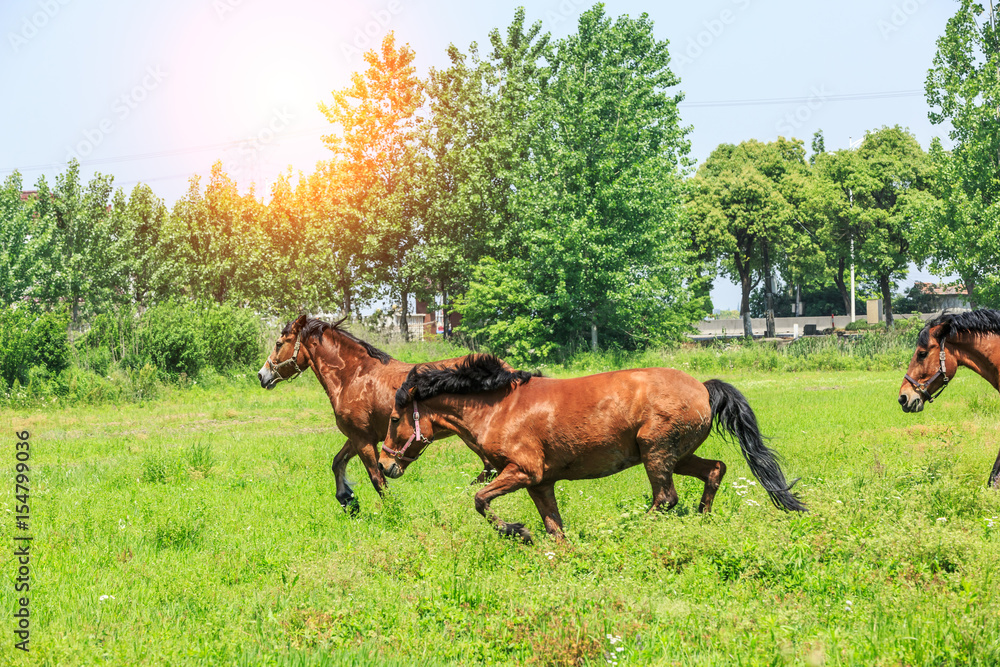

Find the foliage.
xmin=687 ymin=138 xmax=816 ymax=317
xmin=0 ymin=306 xmax=70 ymax=387
xmin=921 ymin=0 xmax=1000 ymax=307
xmin=456 ymin=7 xmax=702 ymax=362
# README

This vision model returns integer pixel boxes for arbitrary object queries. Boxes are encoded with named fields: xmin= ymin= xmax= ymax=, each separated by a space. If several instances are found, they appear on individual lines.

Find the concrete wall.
xmin=694 ymin=312 xmax=936 ymax=337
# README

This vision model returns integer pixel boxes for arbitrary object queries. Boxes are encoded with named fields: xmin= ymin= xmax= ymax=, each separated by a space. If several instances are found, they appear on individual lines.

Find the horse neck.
xmin=950 ymin=333 xmax=1000 ymax=391
xmin=425 ymin=393 xmax=502 ymax=447
xmin=303 ymin=332 xmax=383 ymax=407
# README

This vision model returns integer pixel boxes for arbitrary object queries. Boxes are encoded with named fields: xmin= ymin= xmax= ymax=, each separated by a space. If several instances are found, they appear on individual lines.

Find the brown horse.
xmin=257 ymin=315 xmax=494 ymax=510
xmin=899 ymin=309 xmax=1000 ymax=488
xmin=378 ymin=354 xmax=806 ymax=543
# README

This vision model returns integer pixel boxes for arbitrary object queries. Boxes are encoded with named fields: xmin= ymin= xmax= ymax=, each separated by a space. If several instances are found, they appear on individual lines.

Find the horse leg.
xmin=331 ymin=440 xmax=359 ymax=513
xmin=989 ymin=447 xmax=1000 ymax=489
xmin=471 ymin=455 xmax=497 ymax=485
xmin=526 ymin=483 xmax=565 ymax=541
xmin=474 ymin=464 xmax=535 ymax=544
xmin=674 ymin=455 xmax=727 ymax=513
xmin=641 ymin=460 xmax=679 ymax=513
xmin=352 ymin=439 xmax=388 ymax=497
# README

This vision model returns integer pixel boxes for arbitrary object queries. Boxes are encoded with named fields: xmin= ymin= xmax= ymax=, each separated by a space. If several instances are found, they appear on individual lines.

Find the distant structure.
xmin=912 ymin=282 xmax=971 ymax=311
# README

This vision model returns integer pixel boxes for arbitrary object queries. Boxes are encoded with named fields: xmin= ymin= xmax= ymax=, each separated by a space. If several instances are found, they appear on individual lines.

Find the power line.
xmin=0 ymin=89 xmax=925 ymax=176
xmin=679 ymin=89 xmax=922 ymax=108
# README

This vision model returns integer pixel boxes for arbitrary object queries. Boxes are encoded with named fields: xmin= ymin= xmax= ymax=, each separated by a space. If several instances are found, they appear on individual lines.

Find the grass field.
xmin=4 ymin=362 xmax=1000 ymax=665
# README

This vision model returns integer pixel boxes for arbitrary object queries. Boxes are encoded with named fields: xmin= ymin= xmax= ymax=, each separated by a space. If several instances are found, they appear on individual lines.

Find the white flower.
xmin=745 ymin=499 xmax=759 ymax=506
xmin=936 ymin=517 xmax=947 ymax=523
xmin=545 ymin=552 xmax=555 ymax=560
xmin=99 ymin=595 xmax=115 ymax=603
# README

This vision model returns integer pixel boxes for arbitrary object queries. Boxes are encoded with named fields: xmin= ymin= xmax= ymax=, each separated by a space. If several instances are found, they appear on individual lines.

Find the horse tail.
xmin=704 ymin=379 xmax=807 ymax=512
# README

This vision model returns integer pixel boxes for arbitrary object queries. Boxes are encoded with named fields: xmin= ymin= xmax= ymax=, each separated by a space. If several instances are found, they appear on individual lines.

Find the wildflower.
xmin=99 ymin=595 xmax=115 ymax=603
xmin=545 ymin=552 xmax=555 ymax=560
xmin=936 ymin=517 xmax=947 ymax=523
xmin=745 ymin=499 xmax=759 ymax=506
xmin=845 ymin=600 xmax=853 ymax=612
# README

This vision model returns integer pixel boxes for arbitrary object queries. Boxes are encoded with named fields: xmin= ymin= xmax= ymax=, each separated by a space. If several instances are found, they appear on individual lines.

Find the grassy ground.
xmin=3 ymin=364 xmax=1000 ymax=665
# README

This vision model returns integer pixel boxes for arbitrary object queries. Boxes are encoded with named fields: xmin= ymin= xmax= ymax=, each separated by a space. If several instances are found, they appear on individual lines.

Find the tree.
xmin=0 ymin=172 xmax=53 ymax=307
xmin=687 ymin=138 xmax=813 ymax=335
xmin=850 ymin=126 xmax=933 ymax=328
xmin=457 ymin=6 xmax=702 ymax=360
xmin=320 ymin=32 xmax=425 ymax=339
xmin=921 ymin=0 xmax=1000 ymax=305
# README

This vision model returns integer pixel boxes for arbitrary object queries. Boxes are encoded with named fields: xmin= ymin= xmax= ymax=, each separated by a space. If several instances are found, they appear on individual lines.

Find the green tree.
xmin=687 ymin=138 xmax=813 ymax=334
xmin=0 ymin=172 xmax=53 ymax=307
xmin=921 ymin=0 xmax=1000 ymax=305
xmin=458 ymin=6 xmax=701 ymax=360
xmin=320 ymin=32 xmax=425 ymax=339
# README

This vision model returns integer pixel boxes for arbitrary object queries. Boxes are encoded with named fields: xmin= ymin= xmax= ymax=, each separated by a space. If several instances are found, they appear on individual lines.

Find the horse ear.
xmin=407 ymin=386 xmax=416 ymax=397
xmin=293 ymin=313 xmax=308 ymax=332
xmin=935 ymin=319 xmax=953 ymax=342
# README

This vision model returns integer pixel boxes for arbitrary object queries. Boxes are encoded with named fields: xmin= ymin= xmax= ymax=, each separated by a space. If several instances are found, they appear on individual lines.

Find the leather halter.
xmin=266 ymin=334 xmax=305 ymax=382
xmin=904 ymin=341 xmax=949 ymax=403
xmin=382 ymin=402 xmax=432 ymax=463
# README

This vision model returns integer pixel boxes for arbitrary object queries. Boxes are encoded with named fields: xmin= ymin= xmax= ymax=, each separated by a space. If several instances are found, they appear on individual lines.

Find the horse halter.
xmin=904 ymin=340 xmax=950 ymax=403
xmin=382 ymin=402 xmax=432 ymax=463
xmin=266 ymin=334 xmax=306 ymax=382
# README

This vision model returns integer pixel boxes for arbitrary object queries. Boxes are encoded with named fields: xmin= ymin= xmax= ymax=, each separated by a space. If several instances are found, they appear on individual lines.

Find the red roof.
xmin=914 ymin=281 xmax=967 ymax=296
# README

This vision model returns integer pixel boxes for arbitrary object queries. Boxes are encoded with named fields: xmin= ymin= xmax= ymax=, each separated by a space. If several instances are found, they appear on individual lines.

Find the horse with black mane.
xmin=257 ymin=315 xmax=496 ymax=510
xmin=378 ymin=354 xmax=806 ymax=544
xmin=899 ymin=308 xmax=1000 ymax=488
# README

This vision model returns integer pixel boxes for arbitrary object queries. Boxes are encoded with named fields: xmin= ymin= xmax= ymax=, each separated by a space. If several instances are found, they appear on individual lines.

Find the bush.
xmin=202 ymin=303 xmax=265 ymax=371
xmin=140 ymin=301 xmax=206 ymax=376
xmin=0 ymin=306 xmax=70 ymax=388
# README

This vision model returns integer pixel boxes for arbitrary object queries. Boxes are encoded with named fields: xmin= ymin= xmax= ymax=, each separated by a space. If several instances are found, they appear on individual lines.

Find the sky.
xmin=1 ymin=0 xmax=960 ymax=311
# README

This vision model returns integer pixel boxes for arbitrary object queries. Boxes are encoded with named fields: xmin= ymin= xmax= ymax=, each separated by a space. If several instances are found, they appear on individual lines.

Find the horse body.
xmin=899 ymin=309 xmax=1000 ymax=487
xmin=380 ymin=355 xmax=805 ymax=544
xmin=258 ymin=315 xmax=493 ymax=510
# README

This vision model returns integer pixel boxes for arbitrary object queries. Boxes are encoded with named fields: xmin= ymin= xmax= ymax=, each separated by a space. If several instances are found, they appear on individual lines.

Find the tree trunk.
xmin=591 ymin=318 xmax=598 ymax=353
xmin=762 ymin=242 xmax=775 ymax=338
xmin=832 ymin=256 xmax=850 ymax=316
xmin=341 ymin=284 xmax=352 ymax=319
xmin=879 ymin=274 xmax=894 ymax=329
xmin=962 ymin=273 xmax=977 ymax=310
xmin=399 ymin=290 xmax=410 ymax=342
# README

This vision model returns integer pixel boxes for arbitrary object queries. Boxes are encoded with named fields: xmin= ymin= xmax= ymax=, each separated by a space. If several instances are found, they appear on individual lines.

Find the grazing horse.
xmin=899 ymin=309 xmax=1000 ymax=488
xmin=378 ymin=354 xmax=806 ymax=544
xmin=257 ymin=315 xmax=495 ymax=510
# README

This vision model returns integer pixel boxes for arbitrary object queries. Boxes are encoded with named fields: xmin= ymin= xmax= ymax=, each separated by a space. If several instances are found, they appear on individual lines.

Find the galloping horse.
xmin=899 ymin=309 xmax=1000 ymax=488
xmin=378 ymin=354 xmax=806 ymax=544
xmin=257 ymin=315 xmax=495 ymax=510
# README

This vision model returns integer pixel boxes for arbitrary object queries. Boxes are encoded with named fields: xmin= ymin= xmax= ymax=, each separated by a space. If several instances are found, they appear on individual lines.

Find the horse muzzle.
xmin=379 ymin=460 xmax=404 ymax=479
xmin=898 ymin=393 xmax=924 ymax=413
xmin=258 ymin=365 xmax=279 ymax=390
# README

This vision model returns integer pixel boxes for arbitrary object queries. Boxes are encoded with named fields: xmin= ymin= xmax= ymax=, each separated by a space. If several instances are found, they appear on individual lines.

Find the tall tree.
xmin=850 ymin=126 xmax=932 ymax=327
xmin=320 ymin=32 xmax=424 ymax=339
xmin=921 ymin=0 xmax=1000 ymax=305
xmin=458 ymin=6 xmax=701 ymax=359
xmin=0 ymin=173 xmax=53 ymax=307
xmin=687 ymin=138 xmax=811 ymax=334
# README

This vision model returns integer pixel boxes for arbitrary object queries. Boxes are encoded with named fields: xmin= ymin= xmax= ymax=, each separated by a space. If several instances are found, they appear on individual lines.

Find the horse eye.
xmin=917 ymin=351 xmax=928 ymax=359
xmin=275 ymin=340 xmax=281 ymax=349
xmin=390 ymin=417 xmax=400 ymax=424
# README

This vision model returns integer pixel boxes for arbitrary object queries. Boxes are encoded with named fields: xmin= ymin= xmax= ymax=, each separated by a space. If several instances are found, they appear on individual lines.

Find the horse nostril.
xmin=898 ymin=395 xmax=907 ymax=405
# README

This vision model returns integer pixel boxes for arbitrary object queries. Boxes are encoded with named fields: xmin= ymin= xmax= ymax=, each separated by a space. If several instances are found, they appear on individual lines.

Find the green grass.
xmin=3 ymin=367 xmax=1000 ymax=665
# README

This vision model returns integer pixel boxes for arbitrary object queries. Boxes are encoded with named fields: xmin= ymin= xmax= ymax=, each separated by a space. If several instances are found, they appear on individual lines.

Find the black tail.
xmin=704 ymin=379 xmax=807 ymax=512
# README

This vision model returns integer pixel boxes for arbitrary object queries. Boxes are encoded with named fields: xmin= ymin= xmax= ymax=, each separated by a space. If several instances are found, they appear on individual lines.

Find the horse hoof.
xmin=337 ymin=493 xmax=359 ymax=515
xmin=500 ymin=522 xmax=533 ymax=545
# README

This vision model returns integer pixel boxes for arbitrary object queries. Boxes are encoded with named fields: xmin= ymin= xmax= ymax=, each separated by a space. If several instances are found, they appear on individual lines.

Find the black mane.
xmin=919 ymin=309 xmax=1000 ymax=347
xmin=395 ymin=354 xmax=537 ymax=409
xmin=285 ymin=316 xmax=392 ymax=365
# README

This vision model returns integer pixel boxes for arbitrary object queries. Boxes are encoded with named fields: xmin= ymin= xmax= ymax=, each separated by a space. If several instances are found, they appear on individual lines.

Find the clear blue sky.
xmin=1 ymin=0 xmax=959 ymax=309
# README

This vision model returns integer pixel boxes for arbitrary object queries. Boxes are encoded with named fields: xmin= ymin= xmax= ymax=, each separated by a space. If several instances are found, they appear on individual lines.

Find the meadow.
xmin=3 ymin=343 xmax=1000 ymax=665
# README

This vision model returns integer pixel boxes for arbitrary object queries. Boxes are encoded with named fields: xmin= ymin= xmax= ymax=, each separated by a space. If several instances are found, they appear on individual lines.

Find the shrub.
xmin=0 ymin=306 xmax=70 ymax=388
xmin=202 ymin=303 xmax=265 ymax=371
xmin=139 ymin=301 xmax=206 ymax=376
